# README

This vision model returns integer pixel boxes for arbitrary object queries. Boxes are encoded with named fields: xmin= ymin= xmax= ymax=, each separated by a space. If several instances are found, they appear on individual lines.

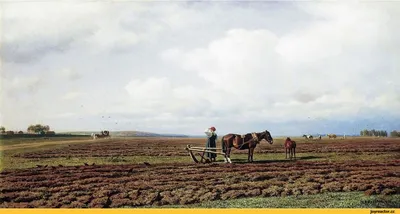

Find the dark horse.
xmin=303 ymin=134 xmax=313 ymax=140
xmin=221 ymin=130 xmax=273 ymax=163
xmin=284 ymin=137 xmax=296 ymax=160
xmin=91 ymin=130 xmax=110 ymax=139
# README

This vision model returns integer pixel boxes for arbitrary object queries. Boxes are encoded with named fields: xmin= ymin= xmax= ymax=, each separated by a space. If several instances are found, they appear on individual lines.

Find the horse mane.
xmin=256 ymin=130 xmax=267 ymax=138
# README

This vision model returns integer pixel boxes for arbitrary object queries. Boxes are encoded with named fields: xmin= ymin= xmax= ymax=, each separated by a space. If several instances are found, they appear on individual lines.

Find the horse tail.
xmin=221 ymin=136 xmax=226 ymax=153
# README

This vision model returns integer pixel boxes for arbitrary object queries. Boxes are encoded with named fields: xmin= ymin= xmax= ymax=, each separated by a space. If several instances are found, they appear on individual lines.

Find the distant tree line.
xmin=1 ymin=124 xmax=54 ymax=135
xmin=27 ymin=124 xmax=51 ymax=134
xmin=359 ymin=129 xmax=388 ymax=137
xmin=389 ymin=130 xmax=400 ymax=138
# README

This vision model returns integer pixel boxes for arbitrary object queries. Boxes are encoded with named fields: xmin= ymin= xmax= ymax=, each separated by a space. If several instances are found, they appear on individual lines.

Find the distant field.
xmin=0 ymin=136 xmax=399 ymax=208
xmin=0 ymin=136 xmax=91 ymax=147
xmin=0 ymin=134 xmax=90 ymax=140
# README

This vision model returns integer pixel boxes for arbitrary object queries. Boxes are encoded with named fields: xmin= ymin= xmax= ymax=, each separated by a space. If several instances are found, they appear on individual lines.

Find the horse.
xmin=327 ymin=134 xmax=337 ymax=139
xmin=221 ymin=130 xmax=273 ymax=163
xmin=303 ymin=134 xmax=313 ymax=140
xmin=284 ymin=137 xmax=296 ymax=160
xmin=91 ymin=130 xmax=110 ymax=140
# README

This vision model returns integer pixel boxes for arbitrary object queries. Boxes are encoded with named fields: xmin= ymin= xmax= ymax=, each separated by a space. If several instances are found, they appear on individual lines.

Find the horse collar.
xmin=251 ymin=132 xmax=260 ymax=143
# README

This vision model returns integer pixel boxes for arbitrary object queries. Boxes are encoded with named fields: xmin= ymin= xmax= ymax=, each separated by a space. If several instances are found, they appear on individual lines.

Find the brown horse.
xmin=284 ymin=137 xmax=296 ymax=160
xmin=221 ymin=130 xmax=273 ymax=163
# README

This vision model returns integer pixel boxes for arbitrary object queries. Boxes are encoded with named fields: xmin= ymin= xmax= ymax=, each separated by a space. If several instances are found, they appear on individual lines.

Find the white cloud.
xmin=126 ymin=77 xmax=169 ymax=98
xmin=1 ymin=2 xmax=104 ymax=63
xmin=124 ymin=77 xmax=211 ymax=116
xmin=61 ymin=92 xmax=84 ymax=100
xmin=59 ymin=69 xmax=82 ymax=81
xmin=161 ymin=29 xmax=282 ymax=96
xmin=159 ymin=2 xmax=400 ymax=125
xmin=49 ymin=112 xmax=77 ymax=119
xmin=276 ymin=2 xmax=389 ymax=64
xmin=3 ymin=76 xmax=45 ymax=95
xmin=1 ymin=1 xmax=399 ymax=134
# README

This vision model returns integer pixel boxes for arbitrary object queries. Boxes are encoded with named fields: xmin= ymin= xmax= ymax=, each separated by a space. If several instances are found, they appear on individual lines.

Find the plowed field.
xmin=1 ymin=137 xmax=400 ymax=208
xmin=12 ymin=138 xmax=400 ymax=158
xmin=1 ymin=160 xmax=399 ymax=208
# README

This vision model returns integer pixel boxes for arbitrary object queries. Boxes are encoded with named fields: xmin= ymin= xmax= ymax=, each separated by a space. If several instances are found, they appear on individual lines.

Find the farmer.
xmin=205 ymin=126 xmax=217 ymax=162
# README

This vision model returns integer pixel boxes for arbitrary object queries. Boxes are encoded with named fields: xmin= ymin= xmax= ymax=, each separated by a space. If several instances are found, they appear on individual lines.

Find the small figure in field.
xmin=284 ymin=137 xmax=296 ymax=160
xmin=205 ymin=126 xmax=218 ymax=162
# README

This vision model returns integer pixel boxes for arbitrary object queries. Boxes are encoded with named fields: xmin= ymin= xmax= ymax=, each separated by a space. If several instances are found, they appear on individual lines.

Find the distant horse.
xmin=303 ymin=134 xmax=313 ymax=140
xmin=284 ymin=137 xmax=296 ymax=160
xmin=221 ymin=130 xmax=273 ymax=163
xmin=91 ymin=130 xmax=110 ymax=140
xmin=327 ymin=134 xmax=337 ymax=139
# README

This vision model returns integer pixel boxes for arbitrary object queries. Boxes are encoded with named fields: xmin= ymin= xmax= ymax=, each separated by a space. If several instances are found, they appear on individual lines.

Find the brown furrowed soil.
xmin=1 ymin=160 xmax=399 ymax=208
xmin=2 ymin=137 xmax=400 ymax=208
xmin=12 ymin=137 xmax=400 ymax=158
xmin=11 ymin=138 xmax=205 ymax=158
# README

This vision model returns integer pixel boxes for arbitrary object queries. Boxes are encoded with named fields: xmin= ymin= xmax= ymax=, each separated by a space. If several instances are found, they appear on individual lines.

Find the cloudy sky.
xmin=1 ymin=0 xmax=399 ymax=136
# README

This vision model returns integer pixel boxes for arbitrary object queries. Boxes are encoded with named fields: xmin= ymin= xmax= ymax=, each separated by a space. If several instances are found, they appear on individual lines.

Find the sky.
xmin=0 ymin=0 xmax=399 ymax=136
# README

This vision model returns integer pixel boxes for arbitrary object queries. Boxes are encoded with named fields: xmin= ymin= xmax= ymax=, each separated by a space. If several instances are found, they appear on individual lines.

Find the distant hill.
xmin=305 ymin=134 xmax=356 ymax=137
xmin=60 ymin=131 xmax=189 ymax=138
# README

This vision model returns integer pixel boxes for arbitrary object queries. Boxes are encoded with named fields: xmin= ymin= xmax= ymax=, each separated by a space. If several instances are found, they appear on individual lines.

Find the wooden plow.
xmin=185 ymin=145 xmax=226 ymax=163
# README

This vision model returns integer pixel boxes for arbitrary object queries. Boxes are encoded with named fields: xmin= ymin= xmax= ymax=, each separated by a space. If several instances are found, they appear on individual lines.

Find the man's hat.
xmin=210 ymin=127 xmax=216 ymax=131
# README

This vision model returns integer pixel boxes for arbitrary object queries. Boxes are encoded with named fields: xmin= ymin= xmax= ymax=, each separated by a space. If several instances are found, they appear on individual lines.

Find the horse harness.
xmin=238 ymin=132 xmax=261 ymax=149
